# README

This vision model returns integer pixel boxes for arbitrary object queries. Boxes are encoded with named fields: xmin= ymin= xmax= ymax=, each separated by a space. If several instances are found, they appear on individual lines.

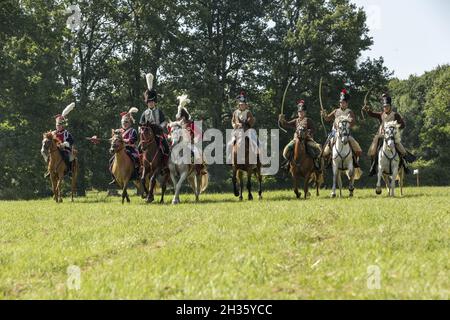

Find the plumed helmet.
xmin=340 ymin=89 xmax=350 ymax=102
xmin=297 ymin=99 xmax=306 ymax=112
xmin=120 ymin=107 xmax=139 ymax=124
xmin=382 ymin=93 xmax=392 ymax=106
xmin=55 ymin=102 xmax=75 ymax=126
xmin=236 ymin=90 xmax=247 ymax=104
xmin=144 ymin=73 xmax=157 ymax=103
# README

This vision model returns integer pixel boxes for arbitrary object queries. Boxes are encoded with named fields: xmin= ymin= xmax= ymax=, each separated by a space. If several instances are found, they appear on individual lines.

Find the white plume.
xmin=146 ymin=73 xmax=154 ymax=90
xmin=128 ymin=107 xmax=139 ymax=114
xmin=62 ymin=102 xmax=75 ymax=117
xmin=177 ymin=94 xmax=190 ymax=108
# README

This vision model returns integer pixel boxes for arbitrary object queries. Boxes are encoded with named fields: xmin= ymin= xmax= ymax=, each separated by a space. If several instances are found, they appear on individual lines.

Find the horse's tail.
xmin=200 ymin=172 xmax=209 ymax=193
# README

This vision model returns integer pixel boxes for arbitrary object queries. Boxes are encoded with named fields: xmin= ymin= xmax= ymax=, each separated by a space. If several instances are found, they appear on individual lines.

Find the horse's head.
xmin=168 ymin=121 xmax=183 ymax=146
xmin=109 ymin=129 xmax=124 ymax=154
xmin=41 ymin=131 xmax=57 ymax=158
xmin=337 ymin=115 xmax=351 ymax=144
xmin=139 ymin=122 xmax=157 ymax=151
xmin=295 ymin=125 xmax=307 ymax=142
xmin=383 ymin=121 xmax=400 ymax=150
xmin=168 ymin=121 xmax=191 ymax=147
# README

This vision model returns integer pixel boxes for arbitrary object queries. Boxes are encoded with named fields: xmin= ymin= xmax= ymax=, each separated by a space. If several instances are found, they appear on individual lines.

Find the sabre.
xmin=278 ymin=77 xmax=294 ymax=134
xmin=362 ymin=88 xmax=373 ymax=121
xmin=85 ymin=136 xmax=106 ymax=144
xmin=318 ymin=77 xmax=328 ymax=139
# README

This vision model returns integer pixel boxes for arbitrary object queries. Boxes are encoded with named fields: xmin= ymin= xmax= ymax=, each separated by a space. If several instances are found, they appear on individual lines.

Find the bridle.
xmin=140 ymin=125 xmax=155 ymax=148
xmin=382 ymin=126 xmax=398 ymax=175
xmin=333 ymin=120 xmax=351 ymax=170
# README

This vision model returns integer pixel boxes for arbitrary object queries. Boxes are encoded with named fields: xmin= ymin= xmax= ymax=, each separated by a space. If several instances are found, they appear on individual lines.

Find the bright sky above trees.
xmin=352 ymin=0 xmax=450 ymax=79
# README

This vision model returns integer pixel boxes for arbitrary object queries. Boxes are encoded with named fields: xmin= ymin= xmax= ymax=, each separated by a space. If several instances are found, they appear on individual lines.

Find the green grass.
xmin=0 ymin=187 xmax=448 ymax=299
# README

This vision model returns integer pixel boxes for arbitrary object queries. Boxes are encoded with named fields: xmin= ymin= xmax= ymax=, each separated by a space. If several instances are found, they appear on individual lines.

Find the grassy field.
xmin=0 ymin=186 xmax=448 ymax=299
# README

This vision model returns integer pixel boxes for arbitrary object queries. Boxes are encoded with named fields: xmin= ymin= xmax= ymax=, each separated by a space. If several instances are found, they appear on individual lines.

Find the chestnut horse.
xmin=109 ymin=129 xmax=142 ymax=204
xmin=290 ymin=126 xmax=323 ymax=199
xmin=41 ymin=131 xmax=78 ymax=202
xmin=231 ymin=130 xmax=262 ymax=201
xmin=139 ymin=122 xmax=170 ymax=203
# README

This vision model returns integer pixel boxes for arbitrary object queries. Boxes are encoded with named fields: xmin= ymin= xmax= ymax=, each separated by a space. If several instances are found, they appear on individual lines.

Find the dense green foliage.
xmin=0 ymin=0 xmax=448 ymax=199
xmin=0 ymin=188 xmax=448 ymax=299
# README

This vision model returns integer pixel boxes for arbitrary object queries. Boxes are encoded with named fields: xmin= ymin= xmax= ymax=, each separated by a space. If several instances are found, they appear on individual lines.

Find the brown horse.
xmin=290 ymin=126 xmax=323 ymax=199
xmin=231 ymin=132 xmax=262 ymax=201
xmin=41 ymin=131 xmax=78 ymax=202
xmin=139 ymin=123 xmax=170 ymax=203
xmin=109 ymin=129 xmax=142 ymax=204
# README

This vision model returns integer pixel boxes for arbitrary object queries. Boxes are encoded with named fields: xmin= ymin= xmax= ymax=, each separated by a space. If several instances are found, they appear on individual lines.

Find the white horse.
xmin=376 ymin=121 xmax=403 ymax=197
xmin=331 ymin=115 xmax=360 ymax=198
xmin=168 ymin=121 xmax=208 ymax=204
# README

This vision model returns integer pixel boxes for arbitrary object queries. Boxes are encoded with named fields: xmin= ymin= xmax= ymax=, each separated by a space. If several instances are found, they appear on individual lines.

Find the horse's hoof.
xmin=258 ymin=195 xmax=262 ymax=200
xmin=146 ymin=196 xmax=154 ymax=203
xmin=234 ymin=191 xmax=240 ymax=197
xmin=248 ymin=194 xmax=253 ymax=201
xmin=349 ymin=192 xmax=353 ymax=197
xmin=239 ymin=196 xmax=243 ymax=201
xmin=331 ymin=193 xmax=336 ymax=198
xmin=376 ymin=189 xmax=382 ymax=195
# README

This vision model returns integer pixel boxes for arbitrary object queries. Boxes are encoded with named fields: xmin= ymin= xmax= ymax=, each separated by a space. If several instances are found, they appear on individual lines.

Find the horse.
xmin=376 ymin=121 xmax=404 ymax=197
xmin=167 ymin=121 xmax=209 ymax=204
xmin=109 ymin=129 xmax=142 ymax=204
xmin=41 ymin=131 xmax=78 ymax=203
xmin=331 ymin=115 xmax=360 ymax=198
xmin=231 ymin=129 xmax=262 ymax=201
xmin=139 ymin=122 xmax=170 ymax=203
xmin=289 ymin=126 xmax=323 ymax=199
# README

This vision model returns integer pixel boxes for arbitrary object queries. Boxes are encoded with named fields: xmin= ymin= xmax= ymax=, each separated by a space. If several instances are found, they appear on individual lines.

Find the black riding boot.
xmin=313 ymin=158 xmax=321 ymax=170
xmin=400 ymin=157 xmax=411 ymax=174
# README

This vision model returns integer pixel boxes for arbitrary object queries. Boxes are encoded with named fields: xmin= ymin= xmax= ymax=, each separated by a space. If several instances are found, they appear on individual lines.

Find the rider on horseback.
xmin=227 ymin=90 xmax=259 ymax=163
xmin=172 ymin=94 xmax=207 ymax=175
xmin=321 ymin=89 xmax=362 ymax=167
xmin=279 ymin=99 xmax=322 ymax=171
xmin=139 ymin=73 xmax=170 ymax=165
xmin=45 ymin=102 xmax=76 ymax=177
xmin=108 ymin=107 xmax=140 ymax=184
xmin=362 ymin=93 xmax=414 ymax=175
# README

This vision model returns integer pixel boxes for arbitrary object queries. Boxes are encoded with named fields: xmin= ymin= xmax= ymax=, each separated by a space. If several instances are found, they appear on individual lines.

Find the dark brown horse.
xmin=41 ymin=131 xmax=78 ymax=202
xmin=231 ymin=132 xmax=262 ymax=201
xmin=139 ymin=122 xmax=170 ymax=203
xmin=290 ymin=126 xmax=323 ymax=199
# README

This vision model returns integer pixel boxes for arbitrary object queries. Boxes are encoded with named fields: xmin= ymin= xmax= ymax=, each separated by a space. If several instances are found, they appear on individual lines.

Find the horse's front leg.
xmin=195 ymin=174 xmax=200 ymax=202
xmin=173 ymin=171 xmax=188 ymax=204
xmin=56 ymin=177 xmax=63 ymax=203
xmin=303 ymin=173 xmax=311 ymax=200
xmin=331 ymin=163 xmax=337 ymax=198
xmin=160 ymin=174 xmax=168 ymax=204
xmin=238 ymin=170 xmax=244 ymax=201
xmin=257 ymin=170 xmax=262 ymax=200
xmin=146 ymin=169 xmax=159 ymax=203
xmin=140 ymin=167 xmax=149 ymax=198
xmin=390 ymin=167 xmax=398 ymax=197
xmin=376 ymin=161 xmax=383 ymax=195
xmin=348 ymin=163 xmax=355 ymax=197
xmin=232 ymin=167 xmax=239 ymax=197
xmin=247 ymin=169 xmax=253 ymax=201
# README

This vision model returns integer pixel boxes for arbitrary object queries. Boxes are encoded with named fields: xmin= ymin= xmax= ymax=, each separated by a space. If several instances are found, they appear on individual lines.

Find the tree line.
xmin=0 ymin=0 xmax=448 ymax=199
